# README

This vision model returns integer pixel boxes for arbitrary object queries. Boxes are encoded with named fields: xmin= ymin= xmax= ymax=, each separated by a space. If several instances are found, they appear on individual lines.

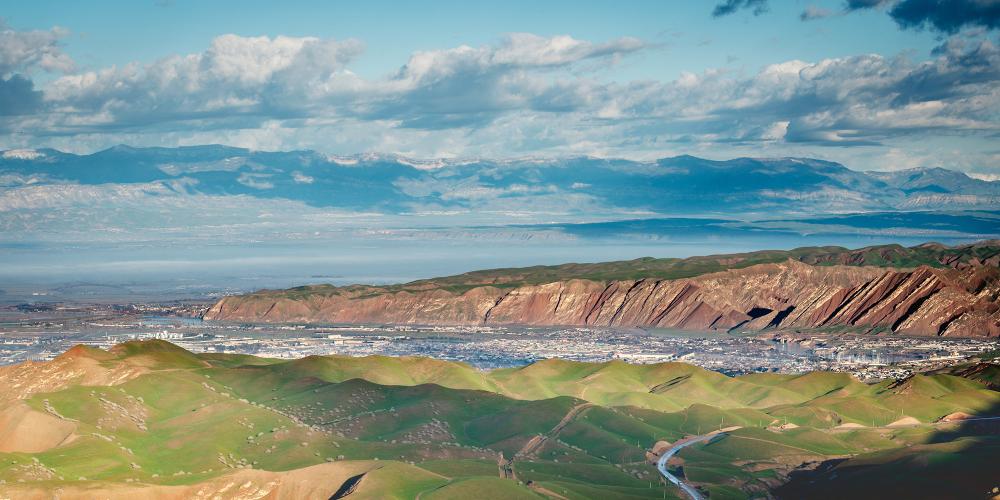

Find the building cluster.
xmin=0 ymin=302 xmax=996 ymax=381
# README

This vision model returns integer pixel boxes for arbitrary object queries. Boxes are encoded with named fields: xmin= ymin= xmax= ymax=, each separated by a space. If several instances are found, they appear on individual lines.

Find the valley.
xmin=3 ymin=305 xmax=996 ymax=382
xmin=3 ymin=242 xmax=997 ymax=498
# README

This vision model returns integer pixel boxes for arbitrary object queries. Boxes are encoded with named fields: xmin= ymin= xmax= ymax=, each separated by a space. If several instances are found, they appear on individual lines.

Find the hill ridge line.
xmin=204 ymin=242 xmax=1000 ymax=337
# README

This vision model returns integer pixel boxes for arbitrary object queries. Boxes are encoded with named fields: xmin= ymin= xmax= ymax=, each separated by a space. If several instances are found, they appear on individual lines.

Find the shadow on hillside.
xmin=329 ymin=472 xmax=368 ymax=499
xmin=775 ymin=396 xmax=1000 ymax=499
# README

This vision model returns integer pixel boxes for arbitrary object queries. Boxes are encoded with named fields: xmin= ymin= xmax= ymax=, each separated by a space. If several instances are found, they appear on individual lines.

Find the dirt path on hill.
xmin=514 ymin=402 xmax=594 ymax=459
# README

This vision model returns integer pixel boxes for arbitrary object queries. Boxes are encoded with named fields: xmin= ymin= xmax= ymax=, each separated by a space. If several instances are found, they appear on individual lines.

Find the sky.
xmin=1 ymin=0 xmax=999 ymax=176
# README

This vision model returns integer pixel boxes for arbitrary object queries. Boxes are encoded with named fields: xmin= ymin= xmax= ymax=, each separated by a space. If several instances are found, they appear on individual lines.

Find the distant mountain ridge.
xmin=2 ymin=145 xmax=998 ymax=216
xmin=204 ymin=241 xmax=1000 ymax=337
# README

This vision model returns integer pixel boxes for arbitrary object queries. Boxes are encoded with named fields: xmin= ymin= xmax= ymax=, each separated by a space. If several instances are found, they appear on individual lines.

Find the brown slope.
xmin=204 ymin=261 xmax=1000 ymax=337
xmin=1 ymin=460 xmax=391 ymax=500
xmin=0 ymin=345 xmax=146 ymax=406
xmin=0 ymin=403 xmax=77 ymax=453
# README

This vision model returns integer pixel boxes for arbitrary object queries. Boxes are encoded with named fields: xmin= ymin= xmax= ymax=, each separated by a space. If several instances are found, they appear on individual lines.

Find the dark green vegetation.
xmin=932 ymin=359 xmax=1000 ymax=390
xmin=775 ymin=435 xmax=1000 ymax=499
xmin=255 ymin=240 xmax=1000 ymax=298
xmin=1 ymin=340 xmax=998 ymax=499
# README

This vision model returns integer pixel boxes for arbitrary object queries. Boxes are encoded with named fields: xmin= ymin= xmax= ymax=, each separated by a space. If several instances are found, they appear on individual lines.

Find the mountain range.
xmin=3 ymin=145 xmax=999 ymax=217
xmin=4 ymin=145 xmax=1000 ymax=300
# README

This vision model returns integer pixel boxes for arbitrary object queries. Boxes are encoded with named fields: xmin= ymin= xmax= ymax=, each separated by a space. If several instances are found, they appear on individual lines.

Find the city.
xmin=2 ymin=302 xmax=994 ymax=382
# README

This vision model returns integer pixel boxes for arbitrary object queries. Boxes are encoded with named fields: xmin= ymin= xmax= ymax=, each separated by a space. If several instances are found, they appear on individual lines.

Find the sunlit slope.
xmin=210 ymin=351 xmax=1000 ymax=421
xmin=0 ymin=340 xmax=997 ymax=499
xmin=208 ymin=354 xmax=499 ymax=395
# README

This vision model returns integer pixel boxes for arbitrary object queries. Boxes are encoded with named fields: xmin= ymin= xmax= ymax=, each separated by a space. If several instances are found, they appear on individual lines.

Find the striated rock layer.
xmin=204 ymin=261 xmax=1000 ymax=337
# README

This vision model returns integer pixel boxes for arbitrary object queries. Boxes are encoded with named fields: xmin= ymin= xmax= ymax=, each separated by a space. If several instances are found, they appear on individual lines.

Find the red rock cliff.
xmin=203 ymin=261 xmax=1000 ymax=337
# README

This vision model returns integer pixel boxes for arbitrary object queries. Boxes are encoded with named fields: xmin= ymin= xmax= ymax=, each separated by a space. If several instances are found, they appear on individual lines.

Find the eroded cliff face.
xmin=203 ymin=261 xmax=1000 ymax=337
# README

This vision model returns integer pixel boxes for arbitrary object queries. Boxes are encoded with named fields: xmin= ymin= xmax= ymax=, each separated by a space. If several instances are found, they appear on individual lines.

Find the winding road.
xmin=651 ymin=415 xmax=1000 ymax=499
xmin=655 ymin=429 xmax=737 ymax=500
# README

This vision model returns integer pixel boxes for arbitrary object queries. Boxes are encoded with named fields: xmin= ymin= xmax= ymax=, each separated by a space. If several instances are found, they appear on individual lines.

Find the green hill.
xmin=1 ymin=340 xmax=997 ymax=499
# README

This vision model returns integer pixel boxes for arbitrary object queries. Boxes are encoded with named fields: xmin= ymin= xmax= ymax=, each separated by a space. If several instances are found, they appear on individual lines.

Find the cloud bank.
xmin=0 ymin=24 xmax=997 ymax=173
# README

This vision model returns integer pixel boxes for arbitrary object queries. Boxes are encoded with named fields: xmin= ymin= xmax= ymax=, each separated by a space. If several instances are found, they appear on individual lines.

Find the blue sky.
xmin=6 ymin=1 xmax=940 ymax=81
xmin=1 ymin=0 xmax=998 ymax=176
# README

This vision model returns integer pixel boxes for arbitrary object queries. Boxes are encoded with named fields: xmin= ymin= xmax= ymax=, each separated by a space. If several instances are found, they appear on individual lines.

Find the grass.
xmin=2 ymin=340 xmax=998 ymax=499
xmin=421 ymin=476 xmax=543 ymax=499
xmin=775 ymin=436 xmax=1000 ymax=499
xmin=418 ymin=459 xmax=498 ymax=477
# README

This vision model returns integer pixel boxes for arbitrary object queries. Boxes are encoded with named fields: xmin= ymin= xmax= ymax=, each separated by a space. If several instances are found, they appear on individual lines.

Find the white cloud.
xmin=42 ymin=34 xmax=364 ymax=127
xmin=0 ymin=27 xmax=997 ymax=176
xmin=34 ymin=32 xmax=642 ymax=133
xmin=968 ymin=172 xmax=1000 ymax=181
xmin=0 ymin=22 xmax=74 ymax=75
xmin=761 ymin=121 xmax=790 ymax=141
xmin=291 ymin=171 xmax=314 ymax=184
xmin=1 ymin=148 xmax=44 ymax=160
xmin=237 ymin=172 xmax=274 ymax=190
xmin=396 ymin=33 xmax=644 ymax=83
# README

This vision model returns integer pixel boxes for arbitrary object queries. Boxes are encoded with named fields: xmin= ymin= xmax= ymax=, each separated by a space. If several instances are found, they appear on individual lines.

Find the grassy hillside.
xmin=1 ymin=340 xmax=997 ymax=499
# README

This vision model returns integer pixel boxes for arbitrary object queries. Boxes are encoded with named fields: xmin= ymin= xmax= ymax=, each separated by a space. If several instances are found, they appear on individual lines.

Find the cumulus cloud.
xmin=0 ymin=21 xmax=74 ymax=75
xmin=712 ymin=0 xmax=769 ymax=17
xmin=28 ymin=32 xmax=643 ymax=134
xmin=600 ymin=33 xmax=1000 ymax=147
xmin=0 ymin=75 xmax=43 ymax=115
xmin=0 ymin=25 xmax=997 ymax=168
xmin=41 ymin=34 xmax=364 ymax=132
xmin=0 ymin=21 xmax=73 ymax=117
xmin=358 ymin=33 xmax=644 ymax=128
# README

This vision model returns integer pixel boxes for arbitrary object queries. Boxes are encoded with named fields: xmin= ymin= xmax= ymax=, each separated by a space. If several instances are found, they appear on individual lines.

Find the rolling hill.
xmin=0 ymin=340 xmax=996 ymax=499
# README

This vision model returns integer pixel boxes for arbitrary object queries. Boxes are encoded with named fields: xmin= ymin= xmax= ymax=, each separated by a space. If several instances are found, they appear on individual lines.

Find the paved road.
xmin=655 ymin=433 xmax=725 ymax=500
xmin=652 ymin=415 xmax=1000 ymax=499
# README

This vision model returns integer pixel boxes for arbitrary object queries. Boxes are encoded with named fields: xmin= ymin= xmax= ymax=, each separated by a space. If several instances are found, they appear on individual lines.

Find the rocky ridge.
xmin=204 ymin=254 xmax=1000 ymax=337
